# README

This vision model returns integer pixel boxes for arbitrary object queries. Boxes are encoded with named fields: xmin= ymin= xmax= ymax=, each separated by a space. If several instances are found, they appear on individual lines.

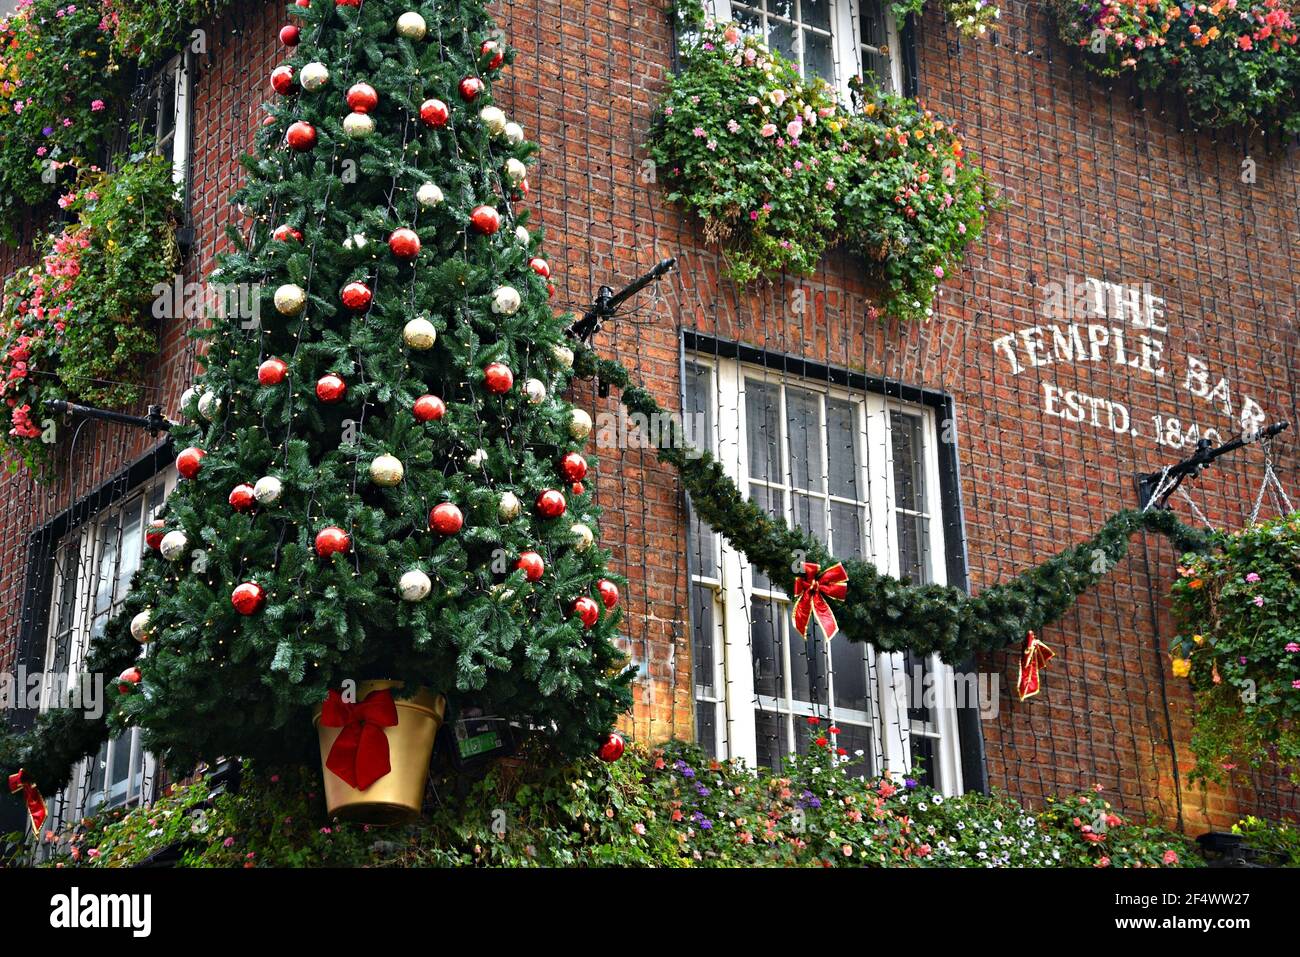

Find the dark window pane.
xmin=904 ymin=651 xmax=933 ymax=723
xmin=831 ymin=634 xmax=870 ymax=713
xmin=785 ymin=387 xmax=821 ymax=492
xmin=754 ymin=709 xmax=787 ymax=771
xmin=805 ymin=29 xmax=834 ymax=83
xmin=890 ymin=412 xmax=926 ymax=512
xmin=803 ymin=0 xmax=832 ymax=31
xmin=789 ymin=622 xmax=828 ymax=706
xmin=696 ymin=701 xmax=717 ymax=758
xmin=751 ymin=600 xmax=784 ymax=698
xmin=691 ymin=584 xmax=717 ymax=698
xmin=826 ymin=398 xmax=859 ymax=498
xmin=829 ymin=501 xmax=864 ymax=560
xmin=792 ymin=492 xmax=826 ymax=546
xmin=910 ymin=734 xmax=938 ymax=788
xmin=746 ymin=380 xmax=782 ymax=483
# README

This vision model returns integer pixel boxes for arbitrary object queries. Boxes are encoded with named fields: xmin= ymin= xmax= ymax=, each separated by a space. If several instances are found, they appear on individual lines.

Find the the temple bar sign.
xmin=992 ymin=274 xmax=1268 ymax=449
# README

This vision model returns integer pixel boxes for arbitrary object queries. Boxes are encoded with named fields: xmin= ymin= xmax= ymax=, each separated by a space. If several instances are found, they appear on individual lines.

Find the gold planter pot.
xmin=313 ymin=680 xmax=446 ymax=825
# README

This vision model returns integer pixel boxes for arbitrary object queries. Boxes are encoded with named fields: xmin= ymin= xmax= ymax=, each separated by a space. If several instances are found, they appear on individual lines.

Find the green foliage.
xmin=648 ymin=22 xmax=993 ymax=321
xmin=1050 ymin=0 xmax=1300 ymax=138
xmin=1231 ymin=814 xmax=1300 ymax=865
xmin=0 ymin=0 xmax=129 ymax=239
xmin=106 ymin=0 xmax=231 ymax=63
xmin=577 ymin=346 xmax=1210 ymax=664
xmin=13 ymin=0 xmax=636 ymax=786
xmin=14 ymin=741 xmax=1204 ymax=868
xmin=1170 ymin=513 xmax=1300 ymax=785
xmin=0 ymin=153 xmax=180 ymax=474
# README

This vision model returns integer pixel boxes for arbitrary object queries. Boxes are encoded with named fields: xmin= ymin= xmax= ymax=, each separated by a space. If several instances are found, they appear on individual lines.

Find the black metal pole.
xmin=44 ymin=400 xmax=173 ymax=435
xmin=569 ymin=256 xmax=677 ymax=344
xmin=1137 ymin=421 xmax=1289 ymax=509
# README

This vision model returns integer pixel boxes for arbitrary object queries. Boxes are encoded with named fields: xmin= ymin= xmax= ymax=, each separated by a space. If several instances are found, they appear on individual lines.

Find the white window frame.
xmin=686 ymin=355 xmax=964 ymax=794
xmin=708 ymin=0 xmax=903 ymax=98
xmin=39 ymin=468 xmax=176 ymax=832
xmin=155 ymin=53 xmax=193 ymax=188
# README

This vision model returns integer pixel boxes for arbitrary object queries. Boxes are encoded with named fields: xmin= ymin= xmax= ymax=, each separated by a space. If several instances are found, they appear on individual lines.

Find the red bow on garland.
xmin=1017 ymin=631 xmax=1054 ymax=701
xmin=319 ymin=688 xmax=399 ymax=790
xmin=792 ymin=562 xmax=849 ymax=640
xmin=8 ymin=769 xmax=46 ymax=834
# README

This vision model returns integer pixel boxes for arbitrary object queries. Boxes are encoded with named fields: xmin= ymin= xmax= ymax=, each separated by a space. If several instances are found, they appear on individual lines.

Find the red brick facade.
xmin=1 ymin=0 xmax=1296 ymax=833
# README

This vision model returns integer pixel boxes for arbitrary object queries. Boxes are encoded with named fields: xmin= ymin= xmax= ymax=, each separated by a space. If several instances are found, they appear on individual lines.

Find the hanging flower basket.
xmin=1170 ymin=512 xmax=1300 ymax=785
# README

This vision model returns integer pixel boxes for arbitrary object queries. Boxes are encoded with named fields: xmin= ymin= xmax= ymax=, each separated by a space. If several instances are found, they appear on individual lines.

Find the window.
xmin=709 ymin=0 xmax=903 ymax=96
xmin=39 ymin=468 xmax=175 ymax=828
xmin=114 ymin=53 xmax=192 ymax=192
xmin=685 ymin=354 xmax=965 ymax=793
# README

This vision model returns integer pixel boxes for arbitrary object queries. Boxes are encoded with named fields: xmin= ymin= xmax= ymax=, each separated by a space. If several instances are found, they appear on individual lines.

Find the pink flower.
xmin=692 ymin=126 xmax=706 ymax=138
xmin=223 ymin=836 xmax=235 ymax=847
xmin=1292 ymin=680 xmax=1300 ymax=690
xmin=1254 ymin=596 xmax=1265 ymax=607
xmin=1162 ymin=849 xmax=1178 ymax=865
xmin=760 ymin=123 xmax=777 ymax=137
xmin=90 ymin=99 xmax=104 ymax=111
xmin=726 ymin=119 xmax=740 ymax=133
xmin=785 ymin=118 xmax=803 ymax=139
xmin=1095 ymin=856 xmax=1111 ymax=868
xmin=1285 ymin=642 xmax=1299 ymax=653
xmin=1246 ymin=572 xmax=1261 ymax=583
xmin=934 ymin=266 xmax=945 ymax=279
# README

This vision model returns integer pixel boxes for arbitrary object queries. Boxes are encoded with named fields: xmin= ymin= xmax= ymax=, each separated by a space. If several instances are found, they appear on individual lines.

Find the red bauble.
xmin=516 ymin=551 xmax=545 ymax=582
xmin=279 ymin=24 xmax=300 ymax=46
xmin=413 ymin=394 xmax=445 ymax=422
xmin=536 ymin=489 xmax=567 ymax=519
xmin=229 ymin=483 xmax=256 ymax=512
xmin=388 ymin=228 xmax=421 ymax=261
xmin=271 ymin=65 xmax=295 ymax=94
xmin=597 ymin=731 xmax=625 ymax=762
xmin=294 ymin=0 xmax=310 ymax=6
xmin=559 ymin=452 xmax=588 ymax=483
xmin=316 ymin=373 xmax=347 ymax=403
xmin=285 ymin=120 xmax=317 ymax=151
xmin=176 ymin=446 xmax=206 ymax=479
xmin=232 ymin=582 xmax=266 ymax=616
xmin=258 ymin=357 xmax=288 ymax=385
xmin=480 ymin=39 xmax=504 ymax=70
xmin=419 ymin=98 xmax=450 ymax=128
xmin=336 ymin=0 xmax=360 ymax=5
xmin=571 ymin=482 xmax=585 ymax=496
xmin=547 ymin=283 xmax=556 ymax=299
xmin=118 ymin=667 xmax=142 ymax=693
xmin=146 ymin=519 xmax=166 ymax=551
xmin=483 ymin=362 xmax=513 ymax=394
xmin=340 ymin=281 xmax=373 ymax=311
xmin=458 ymin=76 xmax=484 ymax=101
xmin=469 ymin=204 xmax=501 ymax=235
xmin=572 ymin=596 xmax=600 ymax=629
xmin=315 ymin=525 xmax=351 ymax=557
xmin=429 ymin=502 xmax=464 ymax=535
xmin=528 ymin=257 xmax=551 ymax=278
xmin=346 ymin=82 xmax=379 ymax=113
xmin=597 ymin=579 xmax=620 ymax=609
xmin=272 ymin=224 xmax=303 ymax=242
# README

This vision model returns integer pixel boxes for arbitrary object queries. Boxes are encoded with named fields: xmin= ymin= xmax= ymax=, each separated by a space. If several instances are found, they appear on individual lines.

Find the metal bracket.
xmin=1136 ymin=421 xmax=1289 ymax=510
xmin=45 ymin=400 xmax=174 ymax=435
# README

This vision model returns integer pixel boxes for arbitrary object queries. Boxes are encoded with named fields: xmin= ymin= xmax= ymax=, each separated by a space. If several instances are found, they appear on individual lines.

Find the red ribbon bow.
xmin=8 ymin=769 xmax=47 ymax=834
xmin=792 ymin=562 xmax=849 ymax=640
xmin=319 ymin=688 xmax=399 ymax=791
xmin=1017 ymin=631 xmax=1055 ymax=701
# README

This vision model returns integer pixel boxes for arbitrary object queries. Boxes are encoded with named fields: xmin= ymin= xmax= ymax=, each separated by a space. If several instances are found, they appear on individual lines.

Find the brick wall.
xmin=1 ymin=0 xmax=1296 ymax=832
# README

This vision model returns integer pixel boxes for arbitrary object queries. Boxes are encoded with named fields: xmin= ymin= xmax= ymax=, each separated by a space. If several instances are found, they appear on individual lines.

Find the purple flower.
xmin=904 ymin=777 xmax=918 ymax=789
xmin=42 ymin=127 xmax=54 ymax=137
xmin=1253 ymin=596 xmax=1265 ymax=607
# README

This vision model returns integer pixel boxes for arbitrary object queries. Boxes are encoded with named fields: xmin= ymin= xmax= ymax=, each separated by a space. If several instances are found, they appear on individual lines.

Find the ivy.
xmin=648 ymin=21 xmax=995 ymax=321
xmin=0 ymin=153 xmax=181 ymax=476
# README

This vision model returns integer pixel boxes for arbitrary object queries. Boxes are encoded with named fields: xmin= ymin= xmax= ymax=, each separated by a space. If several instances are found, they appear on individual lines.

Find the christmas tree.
xmin=114 ymin=0 xmax=635 ymax=778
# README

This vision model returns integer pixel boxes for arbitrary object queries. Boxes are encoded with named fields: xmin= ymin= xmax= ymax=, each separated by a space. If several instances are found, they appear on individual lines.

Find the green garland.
xmin=0 ymin=346 xmax=1211 ymax=801
xmin=573 ymin=346 xmax=1210 ymax=663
